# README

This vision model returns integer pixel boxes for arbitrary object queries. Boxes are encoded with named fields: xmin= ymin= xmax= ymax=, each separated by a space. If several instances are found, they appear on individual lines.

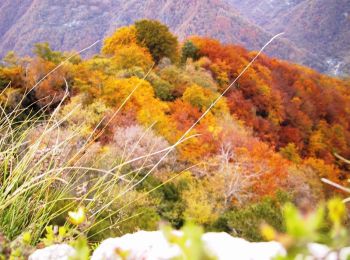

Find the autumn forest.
xmin=1 ymin=19 xmax=350 ymax=254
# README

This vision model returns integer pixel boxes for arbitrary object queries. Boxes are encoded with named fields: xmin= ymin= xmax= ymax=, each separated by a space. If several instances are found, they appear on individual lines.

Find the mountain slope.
xmin=228 ymin=0 xmax=350 ymax=75
xmin=0 ymin=0 xmax=112 ymax=57
xmin=0 ymin=0 xmax=326 ymax=72
xmin=268 ymin=0 xmax=350 ymax=75
xmin=105 ymin=0 xmax=324 ymax=70
xmin=228 ymin=0 xmax=305 ymax=27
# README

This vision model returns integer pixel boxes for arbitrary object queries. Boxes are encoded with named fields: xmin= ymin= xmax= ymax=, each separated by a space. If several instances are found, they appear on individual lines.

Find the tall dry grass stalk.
xmin=0 ymin=75 xmax=195 ymax=244
xmin=322 ymin=153 xmax=350 ymax=203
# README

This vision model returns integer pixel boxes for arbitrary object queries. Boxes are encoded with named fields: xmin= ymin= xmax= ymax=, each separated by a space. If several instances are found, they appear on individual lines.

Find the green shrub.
xmin=181 ymin=41 xmax=200 ymax=64
xmin=136 ymin=175 xmax=186 ymax=228
xmin=147 ymin=74 xmax=175 ymax=101
xmin=262 ymin=198 xmax=350 ymax=259
xmin=164 ymin=222 xmax=217 ymax=260
xmin=212 ymin=192 xmax=290 ymax=241
xmin=33 ymin=42 xmax=64 ymax=64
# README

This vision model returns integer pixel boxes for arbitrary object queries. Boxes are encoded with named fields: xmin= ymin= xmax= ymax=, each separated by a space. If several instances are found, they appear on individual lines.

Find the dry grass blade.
xmin=322 ymin=153 xmax=350 ymax=203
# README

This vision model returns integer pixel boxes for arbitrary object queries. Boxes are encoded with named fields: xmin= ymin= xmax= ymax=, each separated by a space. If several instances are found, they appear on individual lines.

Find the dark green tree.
xmin=181 ymin=41 xmax=200 ymax=63
xmin=135 ymin=20 xmax=179 ymax=63
xmin=33 ymin=43 xmax=64 ymax=64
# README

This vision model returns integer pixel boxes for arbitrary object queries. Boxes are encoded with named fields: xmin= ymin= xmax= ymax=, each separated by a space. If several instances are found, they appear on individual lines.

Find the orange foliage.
xmin=2 ymin=29 xmax=350 ymax=204
xmin=190 ymin=37 xmax=350 ymax=170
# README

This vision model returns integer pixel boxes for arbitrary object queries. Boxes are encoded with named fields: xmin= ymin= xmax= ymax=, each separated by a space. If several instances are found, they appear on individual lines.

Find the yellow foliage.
xmin=182 ymin=84 xmax=229 ymax=115
xmin=0 ymin=88 xmax=23 ymax=108
xmin=101 ymin=25 xmax=155 ymax=71
xmin=259 ymin=84 xmax=271 ymax=96
xmin=261 ymin=224 xmax=277 ymax=241
xmin=280 ymin=143 xmax=301 ymax=163
xmin=98 ymin=76 xmax=177 ymax=141
xmin=101 ymin=77 xmax=154 ymax=107
xmin=112 ymin=44 xmax=154 ymax=71
xmin=136 ymin=100 xmax=178 ymax=142
xmin=201 ymin=111 xmax=222 ymax=137
xmin=176 ymin=132 xmax=210 ymax=162
xmin=180 ymin=172 xmax=219 ymax=225
xmin=327 ymin=198 xmax=346 ymax=228
xmin=304 ymin=157 xmax=340 ymax=181
xmin=102 ymin=25 xmax=138 ymax=56
xmin=83 ymin=56 xmax=120 ymax=75
xmin=308 ymin=130 xmax=327 ymax=156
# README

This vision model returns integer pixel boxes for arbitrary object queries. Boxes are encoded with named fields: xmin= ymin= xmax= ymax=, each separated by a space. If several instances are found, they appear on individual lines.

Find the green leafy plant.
xmin=261 ymin=198 xmax=350 ymax=259
xmin=213 ymin=193 xmax=289 ymax=241
xmin=69 ymin=237 xmax=90 ymax=260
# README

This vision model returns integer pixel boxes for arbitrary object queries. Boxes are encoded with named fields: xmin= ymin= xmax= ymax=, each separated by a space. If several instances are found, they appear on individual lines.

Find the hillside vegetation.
xmin=0 ymin=20 xmax=350 ymax=245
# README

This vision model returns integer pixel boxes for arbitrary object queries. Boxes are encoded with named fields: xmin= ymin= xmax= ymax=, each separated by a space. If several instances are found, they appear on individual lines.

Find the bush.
xmin=158 ymin=65 xmax=191 ymax=96
xmin=181 ymin=41 xmax=200 ymax=63
xmin=136 ymin=175 xmax=186 ymax=229
xmin=88 ymin=189 xmax=160 ymax=241
xmin=112 ymin=124 xmax=175 ymax=169
xmin=212 ymin=192 xmax=290 ymax=241
xmin=262 ymin=198 xmax=350 ymax=259
xmin=147 ymin=74 xmax=175 ymax=101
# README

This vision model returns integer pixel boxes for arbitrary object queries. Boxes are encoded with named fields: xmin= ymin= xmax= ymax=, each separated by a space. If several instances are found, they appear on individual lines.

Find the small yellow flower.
xmin=260 ymin=224 xmax=276 ymax=241
xmin=328 ymin=198 xmax=346 ymax=227
xmin=68 ymin=207 xmax=86 ymax=225
xmin=22 ymin=232 xmax=31 ymax=244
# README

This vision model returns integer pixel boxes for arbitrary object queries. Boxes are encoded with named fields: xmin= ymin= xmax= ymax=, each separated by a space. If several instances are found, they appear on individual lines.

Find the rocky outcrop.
xmin=27 ymin=231 xmax=350 ymax=260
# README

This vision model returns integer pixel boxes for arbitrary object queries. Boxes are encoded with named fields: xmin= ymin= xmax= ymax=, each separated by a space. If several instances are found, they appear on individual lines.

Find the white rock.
xmin=203 ymin=233 xmax=253 ymax=260
xmin=91 ymin=231 xmax=181 ymax=260
xmin=29 ymin=244 xmax=76 ymax=260
xmin=308 ymin=243 xmax=350 ymax=260
xmin=203 ymin=232 xmax=285 ymax=260
xmin=91 ymin=231 xmax=286 ymax=260
xmin=31 ymin=232 xmax=350 ymax=260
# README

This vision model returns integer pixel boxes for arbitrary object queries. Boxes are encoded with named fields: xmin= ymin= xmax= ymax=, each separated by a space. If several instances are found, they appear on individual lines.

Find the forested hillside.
xmin=1 ymin=20 xmax=350 ymax=246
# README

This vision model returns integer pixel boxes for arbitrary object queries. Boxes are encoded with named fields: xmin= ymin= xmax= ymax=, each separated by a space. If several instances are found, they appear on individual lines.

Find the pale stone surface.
xmin=307 ymin=243 xmax=350 ymax=260
xmin=202 ymin=232 xmax=285 ymax=260
xmin=29 ymin=244 xmax=76 ymax=260
xmin=28 ymin=232 xmax=350 ymax=260
xmin=91 ymin=231 xmax=182 ymax=260
xmin=91 ymin=231 xmax=286 ymax=260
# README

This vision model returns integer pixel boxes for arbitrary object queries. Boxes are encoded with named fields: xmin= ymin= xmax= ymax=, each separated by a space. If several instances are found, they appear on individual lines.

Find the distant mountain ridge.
xmin=0 ymin=0 xmax=347 ymax=74
xmin=227 ymin=0 xmax=305 ymax=27
xmin=229 ymin=0 xmax=350 ymax=75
